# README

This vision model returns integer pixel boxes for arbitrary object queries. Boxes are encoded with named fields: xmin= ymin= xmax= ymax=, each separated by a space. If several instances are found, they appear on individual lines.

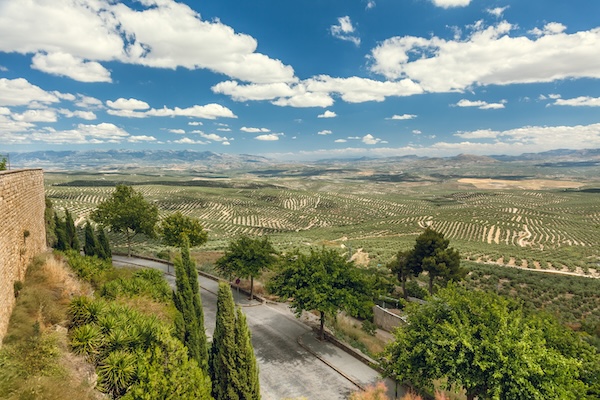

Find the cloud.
xmin=487 ymin=6 xmax=509 ymax=17
xmin=431 ymin=0 xmax=471 ymax=8
xmin=318 ymin=110 xmax=337 ymax=118
xmin=31 ymin=52 xmax=111 ymax=82
xmin=212 ymin=81 xmax=296 ymax=101
xmin=188 ymin=121 xmax=203 ymax=126
xmin=0 ymin=78 xmax=59 ymax=106
xmin=318 ymin=130 xmax=332 ymax=135
xmin=173 ymin=137 xmax=207 ymax=145
xmin=366 ymin=1 xmax=376 ymax=9
xmin=197 ymin=132 xmax=229 ymax=142
xmin=529 ymin=22 xmax=566 ymax=37
xmin=553 ymin=96 xmax=600 ymax=107
xmin=412 ymin=130 xmax=422 ymax=134
xmin=255 ymin=133 xmax=281 ymax=141
xmin=0 ymin=0 xmax=295 ymax=84
xmin=128 ymin=135 xmax=156 ymax=142
xmin=217 ymin=127 xmax=231 ymax=132
xmin=0 ymin=65 xmax=7 ymax=71
xmin=241 ymin=126 xmax=270 ymax=133
xmin=455 ymin=99 xmax=506 ymax=109
xmin=58 ymin=109 xmax=97 ymax=120
xmin=107 ymin=98 xmax=150 ymax=110
xmin=387 ymin=114 xmax=416 ymax=120
xmin=75 ymin=95 xmax=103 ymax=109
xmin=334 ymin=139 xmax=347 ymax=143
xmin=362 ymin=134 xmax=383 ymax=145
xmin=369 ymin=21 xmax=600 ymax=92
xmin=330 ymin=16 xmax=360 ymax=46
xmin=107 ymin=103 xmax=237 ymax=119
xmin=169 ymin=129 xmax=186 ymax=134
xmin=272 ymin=91 xmax=334 ymax=108
xmin=11 ymin=109 xmax=57 ymax=122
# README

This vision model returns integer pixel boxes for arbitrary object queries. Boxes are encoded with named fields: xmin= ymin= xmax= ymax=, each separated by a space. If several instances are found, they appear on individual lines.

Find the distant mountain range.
xmin=6 ymin=148 xmax=600 ymax=171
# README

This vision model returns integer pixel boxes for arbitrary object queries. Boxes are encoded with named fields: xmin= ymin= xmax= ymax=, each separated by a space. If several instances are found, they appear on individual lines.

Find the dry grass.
xmin=333 ymin=313 xmax=387 ymax=356
xmin=42 ymin=254 xmax=92 ymax=299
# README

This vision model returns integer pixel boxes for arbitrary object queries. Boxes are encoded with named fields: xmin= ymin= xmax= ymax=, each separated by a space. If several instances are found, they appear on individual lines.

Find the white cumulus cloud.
xmin=241 ymin=127 xmax=270 ymax=133
xmin=455 ymin=99 xmax=506 ymax=109
xmin=554 ymin=96 xmax=600 ymax=107
xmin=107 ymin=98 xmax=150 ymax=110
xmin=432 ymin=0 xmax=471 ymax=8
xmin=318 ymin=110 xmax=337 ymax=118
xmin=387 ymin=114 xmax=416 ymax=120
xmin=31 ymin=52 xmax=111 ymax=83
xmin=318 ymin=130 xmax=332 ymax=135
xmin=0 ymin=78 xmax=59 ymax=106
xmin=255 ymin=133 xmax=281 ymax=141
xmin=330 ymin=16 xmax=360 ymax=46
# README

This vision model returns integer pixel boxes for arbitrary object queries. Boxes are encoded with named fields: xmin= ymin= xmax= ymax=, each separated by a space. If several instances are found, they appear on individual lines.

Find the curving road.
xmin=112 ymin=255 xmax=392 ymax=400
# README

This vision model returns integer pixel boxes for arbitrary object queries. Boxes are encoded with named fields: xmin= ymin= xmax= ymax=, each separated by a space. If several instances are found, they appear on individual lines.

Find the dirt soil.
xmin=458 ymin=178 xmax=584 ymax=190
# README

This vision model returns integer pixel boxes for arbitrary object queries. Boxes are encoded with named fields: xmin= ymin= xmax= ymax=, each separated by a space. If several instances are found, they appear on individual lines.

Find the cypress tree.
xmin=173 ymin=240 xmax=207 ymax=372
xmin=181 ymin=237 xmax=208 ymax=371
xmin=97 ymin=228 xmax=111 ymax=259
xmin=83 ymin=221 xmax=98 ymax=256
xmin=234 ymin=308 xmax=260 ymax=400
xmin=209 ymin=282 xmax=239 ymax=400
xmin=65 ymin=209 xmax=80 ymax=251
xmin=54 ymin=213 xmax=68 ymax=251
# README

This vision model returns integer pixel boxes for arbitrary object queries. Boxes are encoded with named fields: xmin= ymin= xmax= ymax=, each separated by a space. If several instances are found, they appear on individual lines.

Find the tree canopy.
xmin=215 ymin=236 xmax=278 ymax=300
xmin=268 ymin=247 xmax=373 ymax=340
xmin=159 ymin=211 xmax=208 ymax=248
xmin=91 ymin=185 xmax=158 ymax=257
xmin=387 ymin=250 xmax=421 ymax=299
xmin=382 ymin=285 xmax=596 ymax=400
xmin=407 ymin=228 xmax=464 ymax=294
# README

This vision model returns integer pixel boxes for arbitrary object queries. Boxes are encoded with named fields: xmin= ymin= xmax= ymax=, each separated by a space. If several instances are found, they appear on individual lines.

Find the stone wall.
xmin=373 ymin=305 xmax=406 ymax=332
xmin=0 ymin=169 xmax=46 ymax=344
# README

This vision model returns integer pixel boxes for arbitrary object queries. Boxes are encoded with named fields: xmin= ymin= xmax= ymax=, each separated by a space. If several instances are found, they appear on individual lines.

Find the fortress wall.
xmin=0 ymin=169 xmax=46 ymax=343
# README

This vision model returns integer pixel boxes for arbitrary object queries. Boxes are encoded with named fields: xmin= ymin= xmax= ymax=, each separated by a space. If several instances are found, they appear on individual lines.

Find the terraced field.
xmin=45 ymin=173 xmax=600 ymax=277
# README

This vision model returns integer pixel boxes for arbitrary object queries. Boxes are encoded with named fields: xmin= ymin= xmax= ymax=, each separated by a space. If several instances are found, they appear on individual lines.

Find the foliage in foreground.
xmin=159 ymin=211 xmax=208 ymax=248
xmin=382 ymin=285 xmax=600 ymax=400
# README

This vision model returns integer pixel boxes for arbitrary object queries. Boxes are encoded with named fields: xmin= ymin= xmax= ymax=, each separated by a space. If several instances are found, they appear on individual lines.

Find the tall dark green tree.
xmin=65 ymin=208 xmax=80 ymax=251
xmin=91 ymin=185 xmax=158 ymax=257
xmin=234 ymin=308 xmax=260 ymax=400
xmin=54 ymin=213 xmax=68 ymax=251
xmin=215 ymin=236 xmax=278 ymax=301
xmin=407 ymin=228 xmax=464 ymax=294
xmin=97 ymin=227 xmax=111 ymax=259
xmin=160 ymin=211 xmax=208 ymax=248
xmin=173 ymin=238 xmax=208 ymax=372
xmin=268 ymin=247 xmax=373 ymax=340
xmin=45 ymin=197 xmax=57 ymax=247
xmin=209 ymin=282 xmax=239 ymax=400
xmin=84 ymin=221 xmax=98 ymax=257
xmin=387 ymin=249 xmax=421 ymax=299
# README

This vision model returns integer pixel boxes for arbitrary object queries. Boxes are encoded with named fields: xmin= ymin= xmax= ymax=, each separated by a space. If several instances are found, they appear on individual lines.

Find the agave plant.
xmin=68 ymin=296 xmax=106 ymax=327
xmin=98 ymin=350 xmax=136 ymax=398
xmin=70 ymin=324 xmax=104 ymax=362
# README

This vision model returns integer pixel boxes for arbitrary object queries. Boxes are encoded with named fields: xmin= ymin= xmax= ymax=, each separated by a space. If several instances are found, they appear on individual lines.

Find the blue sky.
xmin=1 ymin=0 xmax=600 ymax=160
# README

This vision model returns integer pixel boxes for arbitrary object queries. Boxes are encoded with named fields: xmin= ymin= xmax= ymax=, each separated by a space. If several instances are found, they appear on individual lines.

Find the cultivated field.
xmin=44 ymin=171 xmax=600 ymax=278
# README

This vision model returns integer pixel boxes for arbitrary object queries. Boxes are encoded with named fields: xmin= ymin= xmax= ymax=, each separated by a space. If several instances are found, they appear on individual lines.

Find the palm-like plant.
xmin=68 ymin=297 xmax=106 ymax=327
xmin=70 ymin=324 xmax=104 ymax=361
xmin=98 ymin=350 xmax=136 ymax=397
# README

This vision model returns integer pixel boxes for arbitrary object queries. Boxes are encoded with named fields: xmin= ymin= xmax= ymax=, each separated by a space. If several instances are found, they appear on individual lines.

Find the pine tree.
xmin=209 ymin=282 xmax=239 ymax=400
xmin=54 ymin=213 xmax=68 ymax=251
xmin=84 ymin=221 xmax=98 ymax=256
xmin=97 ymin=228 xmax=111 ymax=259
xmin=234 ymin=308 xmax=260 ymax=400
xmin=172 ymin=238 xmax=208 ymax=372
xmin=65 ymin=209 xmax=80 ymax=251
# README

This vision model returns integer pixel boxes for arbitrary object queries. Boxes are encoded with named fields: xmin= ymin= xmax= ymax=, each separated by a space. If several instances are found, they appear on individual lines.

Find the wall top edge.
xmin=0 ymin=169 xmax=44 ymax=176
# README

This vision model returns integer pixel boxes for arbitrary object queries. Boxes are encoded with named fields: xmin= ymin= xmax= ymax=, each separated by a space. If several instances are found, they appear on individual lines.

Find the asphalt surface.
xmin=113 ymin=255 xmax=403 ymax=400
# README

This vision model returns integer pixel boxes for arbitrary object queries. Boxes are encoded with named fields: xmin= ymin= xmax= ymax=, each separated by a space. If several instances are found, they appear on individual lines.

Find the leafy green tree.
xmin=407 ymin=228 xmax=464 ymax=294
xmin=44 ymin=197 xmax=57 ymax=247
xmin=216 ymin=236 xmax=278 ymax=301
xmin=268 ymin=247 xmax=373 ymax=340
xmin=388 ymin=250 xmax=421 ymax=299
xmin=173 ymin=238 xmax=208 ymax=372
xmin=84 ymin=221 xmax=98 ymax=257
xmin=209 ymin=282 xmax=239 ymax=400
xmin=160 ymin=211 xmax=208 ymax=248
xmin=65 ymin=208 xmax=80 ymax=251
xmin=234 ymin=308 xmax=260 ymax=400
xmin=0 ymin=157 xmax=7 ymax=171
xmin=97 ymin=227 xmax=112 ymax=259
xmin=53 ymin=213 xmax=68 ymax=251
xmin=383 ymin=285 xmax=591 ymax=400
xmin=91 ymin=185 xmax=158 ymax=257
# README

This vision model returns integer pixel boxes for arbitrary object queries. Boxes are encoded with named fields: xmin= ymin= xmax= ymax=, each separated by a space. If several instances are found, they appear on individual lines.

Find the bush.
xmin=362 ymin=320 xmax=377 ymax=336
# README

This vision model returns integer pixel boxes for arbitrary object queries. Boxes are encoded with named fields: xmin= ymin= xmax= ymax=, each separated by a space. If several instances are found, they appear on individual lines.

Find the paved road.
xmin=113 ymin=255 xmax=400 ymax=400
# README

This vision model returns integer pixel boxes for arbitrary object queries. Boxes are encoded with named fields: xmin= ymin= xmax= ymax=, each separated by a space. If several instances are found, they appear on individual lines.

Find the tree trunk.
xmin=126 ymin=230 xmax=132 ymax=257
xmin=319 ymin=311 xmax=325 ymax=341
xmin=428 ymin=275 xmax=434 ymax=295
xmin=401 ymin=276 xmax=407 ymax=299
xmin=466 ymin=392 xmax=476 ymax=400
xmin=250 ymin=275 xmax=254 ymax=301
